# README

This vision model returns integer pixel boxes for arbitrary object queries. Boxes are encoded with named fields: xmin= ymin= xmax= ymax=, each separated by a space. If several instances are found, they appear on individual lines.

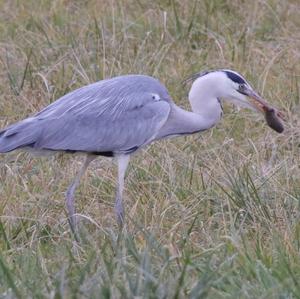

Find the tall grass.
xmin=0 ymin=0 xmax=299 ymax=298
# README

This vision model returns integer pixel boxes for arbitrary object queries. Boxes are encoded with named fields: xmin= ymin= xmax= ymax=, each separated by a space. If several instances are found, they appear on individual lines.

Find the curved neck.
xmin=155 ymin=78 xmax=223 ymax=140
xmin=188 ymin=78 xmax=223 ymax=127
xmin=155 ymin=100 xmax=222 ymax=141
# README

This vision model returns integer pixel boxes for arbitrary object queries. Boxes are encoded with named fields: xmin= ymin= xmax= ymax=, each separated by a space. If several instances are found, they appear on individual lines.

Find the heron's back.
xmin=0 ymin=75 xmax=172 ymax=154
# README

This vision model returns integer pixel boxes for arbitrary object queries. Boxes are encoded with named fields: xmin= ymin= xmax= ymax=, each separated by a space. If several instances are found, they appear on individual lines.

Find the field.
xmin=0 ymin=0 xmax=299 ymax=298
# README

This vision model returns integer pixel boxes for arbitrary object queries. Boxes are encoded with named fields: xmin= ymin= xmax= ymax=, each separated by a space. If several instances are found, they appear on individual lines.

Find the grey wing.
xmin=0 ymin=75 xmax=172 ymax=154
xmin=35 ymin=99 xmax=171 ymax=154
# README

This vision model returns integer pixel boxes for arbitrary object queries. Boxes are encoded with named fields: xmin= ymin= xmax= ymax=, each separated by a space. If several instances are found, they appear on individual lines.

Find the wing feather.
xmin=0 ymin=75 xmax=172 ymax=154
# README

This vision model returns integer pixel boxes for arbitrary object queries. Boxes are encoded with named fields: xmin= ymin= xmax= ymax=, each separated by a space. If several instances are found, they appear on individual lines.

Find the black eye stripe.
xmin=224 ymin=71 xmax=246 ymax=84
xmin=183 ymin=69 xmax=247 ymax=85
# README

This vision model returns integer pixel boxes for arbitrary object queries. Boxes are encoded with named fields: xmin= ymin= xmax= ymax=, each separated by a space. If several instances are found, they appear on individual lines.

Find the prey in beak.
xmin=238 ymin=84 xmax=285 ymax=133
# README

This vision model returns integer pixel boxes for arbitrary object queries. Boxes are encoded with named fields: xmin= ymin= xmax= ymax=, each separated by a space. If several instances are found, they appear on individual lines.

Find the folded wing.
xmin=0 ymin=75 xmax=172 ymax=154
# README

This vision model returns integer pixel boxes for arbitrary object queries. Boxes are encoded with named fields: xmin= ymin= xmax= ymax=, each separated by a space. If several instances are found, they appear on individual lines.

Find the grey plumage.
xmin=0 ymin=118 xmax=41 ymax=152
xmin=1 ymin=70 xmax=280 ymax=232
xmin=0 ymin=75 xmax=172 ymax=155
xmin=0 ymin=74 xmax=181 ymax=232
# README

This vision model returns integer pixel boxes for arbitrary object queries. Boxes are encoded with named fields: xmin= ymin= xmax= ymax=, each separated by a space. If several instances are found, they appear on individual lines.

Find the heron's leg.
xmin=114 ymin=154 xmax=130 ymax=226
xmin=66 ymin=154 xmax=95 ymax=232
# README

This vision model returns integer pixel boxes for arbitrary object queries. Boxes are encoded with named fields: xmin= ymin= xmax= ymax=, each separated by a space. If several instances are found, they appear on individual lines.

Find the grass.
xmin=0 ymin=0 xmax=299 ymax=297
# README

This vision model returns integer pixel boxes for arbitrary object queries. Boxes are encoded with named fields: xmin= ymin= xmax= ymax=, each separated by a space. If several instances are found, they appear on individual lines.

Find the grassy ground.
xmin=0 ymin=0 xmax=299 ymax=298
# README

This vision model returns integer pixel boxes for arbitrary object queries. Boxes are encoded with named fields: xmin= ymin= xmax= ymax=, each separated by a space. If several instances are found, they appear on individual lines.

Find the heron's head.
xmin=185 ymin=69 xmax=284 ymax=133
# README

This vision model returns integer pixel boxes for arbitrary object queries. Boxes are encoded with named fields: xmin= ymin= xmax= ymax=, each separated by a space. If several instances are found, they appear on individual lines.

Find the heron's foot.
xmin=114 ymin=196 xmax=125 ymax=227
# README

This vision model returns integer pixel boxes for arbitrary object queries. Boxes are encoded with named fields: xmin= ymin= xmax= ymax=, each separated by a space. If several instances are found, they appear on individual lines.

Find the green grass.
xmin=0 ymin=0 xmax=300 ymax=298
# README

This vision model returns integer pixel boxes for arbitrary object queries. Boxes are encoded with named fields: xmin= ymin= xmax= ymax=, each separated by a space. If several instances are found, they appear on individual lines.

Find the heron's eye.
xmin=239 ymin=84 xmax=245 ymax=91
xmin=238 ymin=84 xmax=247 ymax=95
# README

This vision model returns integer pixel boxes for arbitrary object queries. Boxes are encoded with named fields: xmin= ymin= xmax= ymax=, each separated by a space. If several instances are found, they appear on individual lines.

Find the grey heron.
xmin=0 ymin=69 xmax=284 ymax=231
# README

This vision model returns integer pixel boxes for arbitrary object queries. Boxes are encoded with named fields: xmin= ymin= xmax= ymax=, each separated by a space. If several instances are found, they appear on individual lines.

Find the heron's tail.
xmin=0 ymin=118 xmax=40 ymax=153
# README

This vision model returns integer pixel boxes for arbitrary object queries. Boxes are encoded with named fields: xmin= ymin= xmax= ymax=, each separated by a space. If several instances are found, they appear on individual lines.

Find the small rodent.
xmin=265 ymin=108 xmax=284 ymax=133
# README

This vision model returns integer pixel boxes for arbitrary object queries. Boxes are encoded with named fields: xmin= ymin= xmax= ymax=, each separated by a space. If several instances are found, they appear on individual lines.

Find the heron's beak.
xmin=243 ymin=87 xmax=269 ymax=113
xmin=242 ymin=86 xmax=285 ymax=133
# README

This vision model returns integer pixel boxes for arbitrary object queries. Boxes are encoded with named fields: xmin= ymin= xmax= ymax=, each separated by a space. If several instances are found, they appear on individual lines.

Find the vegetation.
xmin=0 ymin=0 xmax=299 ymax=298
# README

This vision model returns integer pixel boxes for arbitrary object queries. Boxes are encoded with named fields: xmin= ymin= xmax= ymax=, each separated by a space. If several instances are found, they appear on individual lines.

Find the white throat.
xmin=188 ymin=75 xmax=223 ymax=128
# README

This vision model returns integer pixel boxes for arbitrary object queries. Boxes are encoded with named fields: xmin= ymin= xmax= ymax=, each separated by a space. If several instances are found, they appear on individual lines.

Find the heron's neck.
xmin=188 ymin=78 xmax=223 ymax=128
xmin=155 ymin=99 xmax=222 ymax=140
xmin=154 ymin=79 xmax=223 ymax=140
